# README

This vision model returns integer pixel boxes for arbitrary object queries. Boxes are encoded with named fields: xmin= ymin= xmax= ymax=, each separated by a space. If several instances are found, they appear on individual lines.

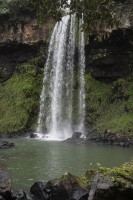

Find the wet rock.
xmin=30 ymin=173 xmax=89 ymax=200
xmin=72 ymin=190 xmax=88 ymax=200
xmin=59 ymin=173 xmax=89 ymax=200
xmin=14 ymin=190 xmax=27 ymax=200
xmin=30 ymin=133 xmax=37 ymax=139
xmin=0 ymin=141 xmax=14 ymax=149
xmin=64 ymin=132 xmax=85 ymax=144
xmin=0 ymin=195 xmax=4 ymax=200
xmin=30 ymin=181 xmax=68 ymax=200
xmin=72 ymin=132 xmax=82 ymax=139
xmin=63 ymin=137 xmax=84 ymax=144
xmin=86 ymin=131 xmax=132 ymax=147
xmin=0 ymin=171 xmax=12 ymax=200
xmin=88 ymin=173 xmax=133 ymax=200
xmin=88 ymin=175 xmax=99 ymax=200
xmin=30 ymin=181 xmax=48 ymax=200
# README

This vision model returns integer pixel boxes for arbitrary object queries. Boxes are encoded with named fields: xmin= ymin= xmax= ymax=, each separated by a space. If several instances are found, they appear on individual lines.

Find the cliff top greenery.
xmin=26 ymin=0 xmax=123 ymax=35
xmin=0 ymin=0 xmax=123 ymax=35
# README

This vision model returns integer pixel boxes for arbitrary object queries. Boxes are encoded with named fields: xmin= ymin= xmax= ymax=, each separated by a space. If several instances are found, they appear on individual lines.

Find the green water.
xmin=0 ymin=139 xmax=133 ymax=191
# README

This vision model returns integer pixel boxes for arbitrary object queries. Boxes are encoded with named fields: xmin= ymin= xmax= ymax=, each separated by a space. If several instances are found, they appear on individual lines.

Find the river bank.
xmin=1 ymin=130 xmax=133 ymax=148
xmin=0 ymin=161 xmax=133 ymax=200
xmin=0 ymin=138 xmax=133 ymax=191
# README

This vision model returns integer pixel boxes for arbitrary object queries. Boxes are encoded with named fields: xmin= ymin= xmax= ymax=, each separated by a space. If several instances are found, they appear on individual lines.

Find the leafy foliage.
xmin=0 ymin=0 xmax=35 ymax=27
xmin=0 ymin=60 xmax=43 ymax=133
xmin=85 ymin=73 xmax=133 ymax=136
xmin=99 ymin=161 xmax=133 ymax=187
xmin=29 ymin=0 xmax=62 ymax=21
xmin=29 ymin=0 xmax=122 ymax=36
xmin=0 ymin=0 xmax=9 ymax=15
xmin=70 ymin=0 xmax=121 ymax=35
xmin=0 ymin=0 xmax=122 ymax=36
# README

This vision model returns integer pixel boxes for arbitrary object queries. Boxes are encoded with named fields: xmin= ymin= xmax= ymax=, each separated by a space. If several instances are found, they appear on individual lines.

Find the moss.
xmin=57 ymin=162 xmax=133 ymax=189
xmin=59 ymin=172 xmax=89 ymax=188
xmin=99 ymin=161 xmax=133 ymax=187
xmin=85 ymin=73 xmax=133 ymax=136
xmin=0 ymin=60 xmax=43 ymax=134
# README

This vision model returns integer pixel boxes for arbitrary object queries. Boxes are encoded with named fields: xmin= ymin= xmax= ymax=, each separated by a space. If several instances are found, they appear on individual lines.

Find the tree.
xmin=29 ymin=0 xmax=121 ymax=36
xmin=0 ymin=0 xmax=122 ymax=36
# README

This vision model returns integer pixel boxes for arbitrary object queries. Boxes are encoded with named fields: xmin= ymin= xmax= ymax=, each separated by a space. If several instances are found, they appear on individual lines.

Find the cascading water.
xmin=36 ymin=15 xmax=85 ymax=140
xmin=77 ymin=18 xmax=86 ymax=134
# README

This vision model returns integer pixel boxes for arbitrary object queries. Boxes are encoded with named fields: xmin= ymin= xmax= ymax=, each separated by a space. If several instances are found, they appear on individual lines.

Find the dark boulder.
xmin=59 ymin=173 xmax=89 ymax=200
xmin=13 ymin=190 xmax=27 ymax=200
xmin=87 ymin=131 xmax=131 ymax=147
xmin=30 ymin=133 xmax=37 ymax=139
xmin=0 ymin=171 xmax=12 ymax=200
xmin=30 ymin=173 xmax=89 ymax=200
xmin=0 ymin=195 xmax=4 ymax=200
xmin=88 ymin=174 xmax=133 ymax=200
xmin=0 ymin=141 xmax=14 ymax=149
xmin=72 ymin=132 xmax=82 ymax=139
xmin=30 ymin=180 xmax=68 ymax=200
xmin=63 ymin=132 xmax=85 ymax=144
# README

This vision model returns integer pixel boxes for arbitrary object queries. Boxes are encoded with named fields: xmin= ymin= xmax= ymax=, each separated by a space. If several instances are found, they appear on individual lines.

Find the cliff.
xmin=0 ymin=17 xmax=54 ymax=82
xmin=0 ymin=1 xmax=133 ymax=139
xmin=0 ymin=15 xmax=55 ymax=134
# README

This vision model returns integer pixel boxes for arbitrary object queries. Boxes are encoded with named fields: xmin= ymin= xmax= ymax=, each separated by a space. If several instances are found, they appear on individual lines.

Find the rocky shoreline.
xmin=64 ymin=132 xmax=133 ymax=148
xmin=0 ymin=161 xmax=133 ymax=200
xmin=0 ymin=131 xmax=133 ymax=148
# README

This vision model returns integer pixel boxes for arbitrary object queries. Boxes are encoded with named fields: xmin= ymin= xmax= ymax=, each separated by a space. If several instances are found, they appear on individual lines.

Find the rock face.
xmin=0 ymin=17 xmax=54 ymax=83
xmin=86 ymin=28 xmax=133 ymax=80
xmin=0 ymin=18 xmax=54 ymax=46
xmin=86 ymin=0 xmax=133 ymax=80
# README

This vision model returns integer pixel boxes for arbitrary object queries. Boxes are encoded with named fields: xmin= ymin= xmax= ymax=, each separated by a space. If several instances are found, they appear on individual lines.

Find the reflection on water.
xmin=0 ymin=138 xmax=133 ymax=191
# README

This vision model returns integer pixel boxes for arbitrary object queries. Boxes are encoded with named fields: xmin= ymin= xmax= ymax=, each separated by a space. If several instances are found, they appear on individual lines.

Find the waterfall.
xmin=36 ymin=15 xmax=85 ymax=140
xmin=77 ymin=18 xmax=86 ymax=134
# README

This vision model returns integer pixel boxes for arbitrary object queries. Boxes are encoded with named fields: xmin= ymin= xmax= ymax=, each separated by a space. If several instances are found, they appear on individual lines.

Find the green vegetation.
xmin=0 ymin=60 xmax=43 ymax=133
xmin=86 ymin=72 xmax=133 ymax=136
xmin=0 ymin=0 xmax=132 ymax=138
xmin=0 ymin=0 xmax=35 ymax=29
xmin=0 ymin=0 xmax=34 ymax=16
xmin=85 ymin=74 xmax=133 ymax=136
xmin=29 ymin=0 xmax=122 ymax=37
xmin=99 ymin=161 xmax=133 ymax=187
xmin=59 ymin=172 xmax=89 ymax=188
xmin=58 ymin=162 xmax=133 ymax=189
xmin=0 ymin=0 xmax=122 ymax=37
xmin=0 ymin=0 xmax=10 ymax=15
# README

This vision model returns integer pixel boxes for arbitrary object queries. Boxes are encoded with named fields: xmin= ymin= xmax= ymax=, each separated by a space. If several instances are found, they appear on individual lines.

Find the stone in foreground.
xmin=0 ymin=171 xmax=12 ymax=200
xmin=30 ymin=172 xmax=89 ymax=200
